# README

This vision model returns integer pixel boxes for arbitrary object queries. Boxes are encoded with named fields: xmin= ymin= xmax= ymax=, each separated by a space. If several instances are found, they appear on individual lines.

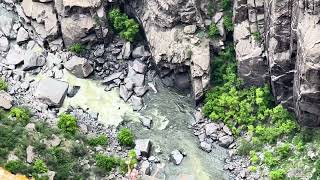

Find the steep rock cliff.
xmin=235 ymin=0 xmax=320 ymax=126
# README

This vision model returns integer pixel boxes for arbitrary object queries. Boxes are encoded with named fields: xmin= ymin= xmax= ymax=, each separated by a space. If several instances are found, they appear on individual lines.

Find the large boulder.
xmin=64 ymin=56 xmax=93 ymax=78
xmin=60 ymin=14 xmax=96 ymax=46
xmin=21 ymin=0 xmax=59 ymax=38
xmin=135 ymin=139 xmax=151 ymax=157
xmin=35 ymin=78 xmax=69 ymax=107
xmin=23 ymin=50 xmax=46 ymax=70
xmin=4 ymin=45 xmax=25 ymax=65
xmin=0 ymin=90 xmax=13 ymax=110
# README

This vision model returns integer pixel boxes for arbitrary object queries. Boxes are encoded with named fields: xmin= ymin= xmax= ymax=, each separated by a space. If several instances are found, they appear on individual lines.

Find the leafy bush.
xmin=269 ymin=169 xmax=286 ymax=180
xmin=88 ymin=135 xmax=108 ymax=146
xmin=44 ymin=148 xmax=74 ymax=179
xmin=207 ymin=1 xmax=215 ymax=16
xmin=275 ymin=144 xmax=291 ymax=159
xmin=237 ymin=139 xmax=254 ymax=156
xmin=33 ymin=159 xmax=48 ymax=174
xmin=71 ymin=143 xmax=87 ymax=157
xmin=117 ymin=128 xmax=134 ymax=147
xmin=119 ymin=150 xmax=138 ymax=174
xmin=0 ymin=79 xmax=7 ymax=91
xmin=68 ymin=43 xmax=86 ymax=54
xmin=252 ymin=31 xmax=262 ymax=42
xmin=248 ymin=166 xmax=257 ymax=172
xmin=5 ymin=160 xmax=31 ymax=174
xmin=9 ymin=107 xmax=30 ymax=124
xmin=223 ymin=11 xmax=233 ymax=32
xmin=249 ymin=151 xmax=259 ymax=164
xmin=208 ymin=23 xmax=220 ymax=39
xmin=95 ymin=154 xmax=120 ymax=173
xmin=264 ymin=151 xmax=279 ymax=167
xmin=210 ymin=45 xmax=236 ymax=85
xmin=221 ymin=0 xmax=232 ymax=11
xmin=58 ymin=113 xmax=78 ymax=135
xmin=108 ymin=8 xmax=140 ymax=42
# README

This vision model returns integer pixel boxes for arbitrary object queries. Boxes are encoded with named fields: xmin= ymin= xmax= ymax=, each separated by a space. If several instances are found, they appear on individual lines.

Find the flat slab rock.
xmin=34 ymin=78 xmax=69 ymax=107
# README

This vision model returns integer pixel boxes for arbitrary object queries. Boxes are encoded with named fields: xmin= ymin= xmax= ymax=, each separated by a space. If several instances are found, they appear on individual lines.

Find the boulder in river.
xmin=169 ymin=149 xmax=184 ymax=165
xmin=135 ymin=139 xmax=151 ymax=157
xmin=35 ymin=78 xmax=69 ymax=107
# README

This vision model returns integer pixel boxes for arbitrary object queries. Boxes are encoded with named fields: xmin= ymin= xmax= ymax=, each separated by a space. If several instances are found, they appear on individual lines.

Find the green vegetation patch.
xmin=117 ymin=128 xmax=135 ymax=147
xmin=88 ymin=135 xmax=108 ymax=146
xmin=108 ymin=8 xmax=140 ymax=42
xmin=68 ymin=43 xmax=86 ymax=54
xmin=208 ymin=23 xmax=220 ymax=39
xmin=0 ymin=79 xmax=8 ymax=91
xmin=58 ymin=113 xmax=78 ymax=135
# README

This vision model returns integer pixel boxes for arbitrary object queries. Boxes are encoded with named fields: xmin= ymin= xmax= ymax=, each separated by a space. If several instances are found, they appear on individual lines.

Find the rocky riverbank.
xmin=0 ymin=1 xmax=235 ymax=179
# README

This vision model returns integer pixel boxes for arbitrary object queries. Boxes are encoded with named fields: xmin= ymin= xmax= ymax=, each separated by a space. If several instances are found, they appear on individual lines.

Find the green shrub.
xmin=33 ymin=159 xmax=48 ymax=174
xmin=5 ymin=160 xmax=31 ymax=174
xmin=249 ymin=151 xmax=260 ymax=164
xmin=221 ymin=0 xmax=232 ymax=11
xmin=237 ymin=139 xmax=254 ymax=156
xmin=119 ymin=149 xmax=137 ymax=174
xmin=275 ymin=144 xmax=291 ymax=159
xmin=95 ymin=154 xmax=120 ymax=172
xmin=208 ymin=23 xmax=220 ymax=39
xmin=0 ymin=79 xmax=8 ymax=91
xmin=88 ymin=135 xmax=108 ymax=146
xmin=58 ymin=113 xmax=78 ymax=135
xmin=44 ymin=148 xmax=74 ymax=179
xmin=71 ymin=143 xmax=87 ymax=157
xmin=108 ymin=8 xmax=140 ymax=42
xmin=9 ymin=107 xmax=30 ymax=124
xmin=312 ymin=160 xmax=320 ymax=178
xmin=223 ymin=11 xmax=233 ymax=32
xmin=210 ymin=45 xmax=236 ymax=85
xmin=248 ymin=166 xmax=257 ymax=172
xmin=117 ymin=128 xmax=134 ymax=147
xmin=264 ymin=151 xmax=279 ymax=167
xmin=252 ymin=31 xmax=262 ymax=41
xmin=68 ymin=43 xmax=86 ymax=54
xmin=207 ymin=1 xmax=215 ymax=16
xmin=269 ymin=169 xmax=286 ymax=180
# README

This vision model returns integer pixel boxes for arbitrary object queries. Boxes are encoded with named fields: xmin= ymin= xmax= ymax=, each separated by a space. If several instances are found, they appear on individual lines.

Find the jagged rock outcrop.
xmin=234 ymin=0 xmax=269 ymax=87
xmin=128 ymin=0 xmax=213 ymax=101
xmin=235 ymin=0 xmax=320 ymax=126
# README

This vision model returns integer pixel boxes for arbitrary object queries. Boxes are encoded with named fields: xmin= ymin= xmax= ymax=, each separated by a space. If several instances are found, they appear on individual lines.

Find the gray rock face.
xmin=21 ymin=0 xmax=58 ymax=38
xmin=129 ymin=0 xmax=211 ymax=101
xmin=0 ymin=36 xmax=9 ymax=52
xmin=64 ymin=56 xmax=93 ymax=78
xmin=234 ymin=0 xmax=320 ymax=126
xmin=0 ymin=90 xmax=13 ymax=110
xmin=135 ymin=139 xmax=151 ymax=157
xmin=35 ymin=78 xmax=69 ymax=107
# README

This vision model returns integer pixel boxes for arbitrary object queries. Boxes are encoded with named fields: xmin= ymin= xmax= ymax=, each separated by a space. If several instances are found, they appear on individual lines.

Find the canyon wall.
xmin=235 ymin=0 xmax=320 ymax=126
